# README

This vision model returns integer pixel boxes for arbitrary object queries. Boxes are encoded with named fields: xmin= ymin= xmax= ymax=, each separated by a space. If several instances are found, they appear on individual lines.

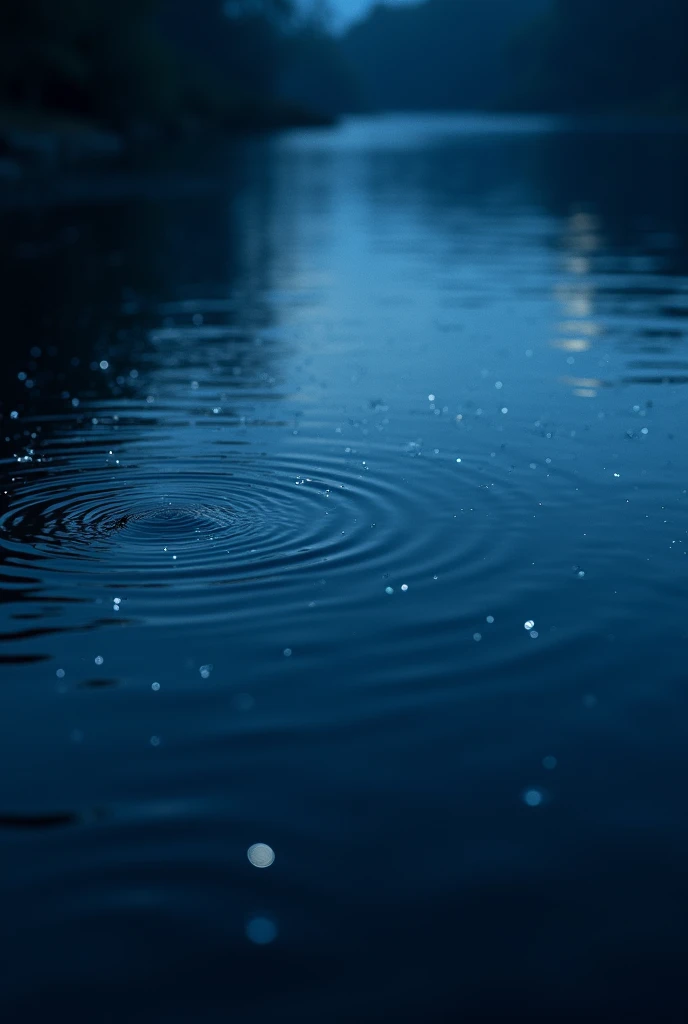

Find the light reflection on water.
xmin=1 ymin=115 xmax=688 ymax=1021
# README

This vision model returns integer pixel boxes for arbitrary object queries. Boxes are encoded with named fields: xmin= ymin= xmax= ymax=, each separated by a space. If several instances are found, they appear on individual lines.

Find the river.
xmin=1 ymin=115 xmax=688 ymax=1021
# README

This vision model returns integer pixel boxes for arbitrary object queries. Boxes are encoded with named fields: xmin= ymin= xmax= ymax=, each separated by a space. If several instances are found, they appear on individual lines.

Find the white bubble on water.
xmin=524 ymin=620 xmax=535 ymax=630
xmin=248 ymin=843 xmax=275 ymax=869
xmin=95 ymin=655 xmax=104 ymax=666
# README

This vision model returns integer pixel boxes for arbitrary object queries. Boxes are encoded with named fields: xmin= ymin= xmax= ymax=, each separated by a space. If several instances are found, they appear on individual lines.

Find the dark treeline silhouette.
xmin=342 ymin=0 xmax=688 ymax=115
xmin=0 ymin=0 xmax=330 ymax=148
xmin=1 ymin=0 xmax=686 ymax=162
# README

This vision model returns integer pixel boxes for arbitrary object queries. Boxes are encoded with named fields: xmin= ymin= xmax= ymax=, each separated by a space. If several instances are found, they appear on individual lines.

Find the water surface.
xmin=2 ymin=115 xmax=688 ymax=1022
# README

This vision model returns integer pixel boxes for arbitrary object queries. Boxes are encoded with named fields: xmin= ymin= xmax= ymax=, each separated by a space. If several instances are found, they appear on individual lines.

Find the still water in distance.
xmin=1 ymin=115 xmax=688 ymax=1021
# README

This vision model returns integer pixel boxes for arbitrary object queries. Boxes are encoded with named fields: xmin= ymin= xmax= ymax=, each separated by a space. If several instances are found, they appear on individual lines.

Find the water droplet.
xmin=486 ymin=615 xmax=494 ymax=624
xmin=94 ymin=655 xmax=104 ymax=666
xmin=246 ymin=916 xmax=277 ymax=945
xmin=152 ymin=682 xmax=160 ymax=692
xmin=524 ymin=620 xmax=535 ymax=630
xmin=385 ymin=586 xmax=394 ymax=595
xmin=401 ymin=584 xmax=409 ymax=592
xmin=99 ymin=360 xmax=109 ymax=370
xmin=247 ymin=843 xmax=275 ymax=868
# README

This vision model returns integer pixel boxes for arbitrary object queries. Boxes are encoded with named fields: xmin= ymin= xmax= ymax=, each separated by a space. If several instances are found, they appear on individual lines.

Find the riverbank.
xmin=0 ymin=102 xmax=334 ymax=183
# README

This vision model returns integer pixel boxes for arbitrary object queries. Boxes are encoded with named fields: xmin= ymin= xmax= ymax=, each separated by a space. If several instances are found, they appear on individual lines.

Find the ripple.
xmin=0 ymin=445 xmax=534 ymax=630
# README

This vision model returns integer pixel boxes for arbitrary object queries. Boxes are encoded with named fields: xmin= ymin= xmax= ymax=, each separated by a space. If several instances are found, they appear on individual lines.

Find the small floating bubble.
xmin=385 ymin=586 xmax=394 ymax=595
xmin=524 ymin=620 xmax=535 ymax=630
xmin=486 ymin=615 xmax=494 ymax=624
xmin=152 ymin=682 xmax=160 ymax=692
xmin=247 ymin=843 xmax=275 ymax=869
xmin=94 ymin=655 xmax=104 ymax=666
xmin=401 ymin=584 xmax=409 ymax=592
xmin=523 ymin=789 xmax=544 ymax=807
xmin=246 ymin=916 xmax=277 ymax=945
xmin=283 ymin=648 xmax=292 ymax=658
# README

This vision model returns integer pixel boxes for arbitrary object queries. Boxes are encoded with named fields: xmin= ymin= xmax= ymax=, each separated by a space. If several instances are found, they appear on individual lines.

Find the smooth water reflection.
xmin=1 ymin=116 xmax=688 ymax=1021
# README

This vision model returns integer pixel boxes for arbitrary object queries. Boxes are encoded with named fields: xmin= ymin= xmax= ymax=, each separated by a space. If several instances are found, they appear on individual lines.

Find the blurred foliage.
xmin=0 ymin=0 xmax=330 ymax=136
xmin=1 ymin=0 xmax=685 ymax=142
xmin=342 ymin=0 xmax=688 ymax=115
xmin=510 ymin=0 xmax=688 ymax=113
xmin=341 ymin=0 xmax=549 ymax=112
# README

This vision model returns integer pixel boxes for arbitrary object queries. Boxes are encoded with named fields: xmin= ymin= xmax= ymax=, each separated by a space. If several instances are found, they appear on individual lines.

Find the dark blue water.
xmin=2 ymin=115 xmax=688 ymax=1022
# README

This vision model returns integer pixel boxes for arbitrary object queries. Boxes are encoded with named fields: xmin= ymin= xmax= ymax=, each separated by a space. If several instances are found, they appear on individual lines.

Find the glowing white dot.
xmin=99 ymin=360 xmax=109 ymax=370
xmin=246 ymin=916 xmax=277 ymax=945
xmin=95 ymin=655 xmax=104 ymax=666
xmin=428 ymin=394 xmax=436 ymax=402
xmin=401 ymin=584 xmax=408 ymax=592
xmin=501 ymin=407 xmax=508 ymax=414
xmin=247 ymin=843 xmax=275 ymax=868
xmin=456 ymin=458 xmax=462 ymax=463
xmin=523 ymin=789 xmax=543 ymax=807
xmin=524 ymin=620 xmax=535 ymax=630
